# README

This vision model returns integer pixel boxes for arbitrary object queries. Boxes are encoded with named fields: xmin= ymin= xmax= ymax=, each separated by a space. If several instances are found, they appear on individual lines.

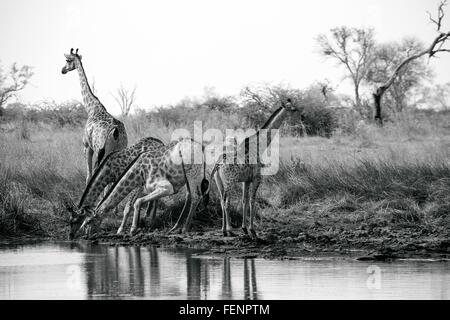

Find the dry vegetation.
xmin=1 ymin=107 xmax=450 ymax=256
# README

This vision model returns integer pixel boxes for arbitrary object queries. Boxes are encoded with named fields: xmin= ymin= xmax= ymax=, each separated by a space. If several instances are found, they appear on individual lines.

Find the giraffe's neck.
xmin=96 ymin=154 xmax=146 ymax=214
xmin=238 ymin=107 xmax=287 ymax=159
xmin=75 ymin=59 xmax=104 ymax=117
xmin=79 ymin=157 xmax=115 ymax=210
xmin=260 ymin=107 xmax=286 ymax=131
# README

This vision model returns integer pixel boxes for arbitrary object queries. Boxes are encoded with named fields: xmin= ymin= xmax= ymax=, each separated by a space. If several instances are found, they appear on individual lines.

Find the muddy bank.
xmin=3 ymin=222 xmax=450 ymax=261
xmin=86 ymin=217 xmax=450 ymax=261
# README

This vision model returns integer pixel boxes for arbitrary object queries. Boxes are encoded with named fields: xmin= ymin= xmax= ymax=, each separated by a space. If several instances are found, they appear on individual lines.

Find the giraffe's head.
xmin=68 ymin=207 xmax=90 ymax=239
xmin=280 ymin=98 xmax=298 ymax=113
xmin=61 ymin=48 xmax=81 ymax=74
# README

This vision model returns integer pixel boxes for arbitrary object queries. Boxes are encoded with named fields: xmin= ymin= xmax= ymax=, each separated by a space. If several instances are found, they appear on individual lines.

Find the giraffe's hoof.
xmin=242 ymin=227 xmax=249 ymax=235
xmin=116 ymin=228 xmax=124 ymax=235
xmin=129 ymin=228 xmax=138 ymax=236
xmin=250 ymin=229 xmax=258 ymax=239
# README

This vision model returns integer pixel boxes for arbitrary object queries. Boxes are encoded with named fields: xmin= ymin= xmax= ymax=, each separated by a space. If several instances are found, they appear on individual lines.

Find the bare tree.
xmin=241 ymin=86 xmax=271 ymax=111
xmin=112 ymin=84 xmax=136 ymax=117
xmin=372 ymin=0 xmax=450 ymax=124
xmin=367 ymin=37 xmax=433 ymax=114
xmin=316 ymin=79 xmax=334 ymax=103
xmin=316 ymin=27 xmax=376 ymax=113
xmin=0 ymin=61 xmax=33 ymax=116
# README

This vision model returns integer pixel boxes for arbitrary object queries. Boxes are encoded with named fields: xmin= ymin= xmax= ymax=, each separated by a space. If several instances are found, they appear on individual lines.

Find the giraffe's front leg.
xmin=215 ymin=173 xmax=233 ymax=237
xmin=181 ymin=193 xmax=202 ymax=234
xmin=248 ymin=179 xmax=261 ymax=239
xmin=130 ymin=181 xmax=174 ymax=235
xmin=117 ymin=189 xmax=139 ymax=235
xmin=84 ymin=146 xmax=94 ymax=185
xmin=169 ymin=190 xmax=191 ymax=234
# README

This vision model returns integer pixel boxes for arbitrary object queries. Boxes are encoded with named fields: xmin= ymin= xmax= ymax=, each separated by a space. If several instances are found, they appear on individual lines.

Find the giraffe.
xmin=72 ymin=137 xmax=209 ymax=238
xmin=211 ymin=98 xmax=298 ymax=237
xmin=61 ymin=48 xmax=128 ymax=183
xmin=69 ymin=136 xmax=165 ymax=239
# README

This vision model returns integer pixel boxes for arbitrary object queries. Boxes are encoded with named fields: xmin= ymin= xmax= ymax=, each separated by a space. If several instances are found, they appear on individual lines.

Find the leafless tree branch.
xmin=0 ymin=62 xmax=34 ymax=111
xmin=112 ymin=84 xmax=136 ymax=117
xmin=373 ymin=0 xmax=450 ymax=124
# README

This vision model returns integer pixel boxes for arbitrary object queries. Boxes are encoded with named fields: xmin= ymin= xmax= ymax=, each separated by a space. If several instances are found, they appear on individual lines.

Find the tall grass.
xmin=256 ymin=121 xmax=450 ymax=243
xmin=0 ymin=124 xmax=86 ymax=237
xmin=1 ymin=112 xmax=450 ymax=240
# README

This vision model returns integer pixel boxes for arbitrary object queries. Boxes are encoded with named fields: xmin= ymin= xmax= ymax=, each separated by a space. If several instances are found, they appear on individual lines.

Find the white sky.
xmin=1 ymin=0 xmax=450 ymax=115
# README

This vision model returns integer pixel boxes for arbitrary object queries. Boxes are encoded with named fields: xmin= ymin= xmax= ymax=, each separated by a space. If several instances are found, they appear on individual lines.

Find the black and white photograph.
xmin=1 ymin=0 xmax=450 ymax=307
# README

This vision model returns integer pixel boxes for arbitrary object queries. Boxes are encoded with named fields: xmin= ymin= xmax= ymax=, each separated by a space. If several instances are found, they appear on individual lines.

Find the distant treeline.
xmin=2 ymin=84 xmax=450 ymax=137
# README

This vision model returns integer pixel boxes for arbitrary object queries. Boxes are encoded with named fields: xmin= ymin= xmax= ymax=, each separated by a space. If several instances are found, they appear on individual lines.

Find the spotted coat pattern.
xmin=91 ymin=138 xmax=207 ymax=234
xmin=212 ymin=102 xmax=298 ymax=237
xmin=78 ymin=136 xmax=165 ymax=211
xmin=62 ymin=49 xmax=128 ymax=181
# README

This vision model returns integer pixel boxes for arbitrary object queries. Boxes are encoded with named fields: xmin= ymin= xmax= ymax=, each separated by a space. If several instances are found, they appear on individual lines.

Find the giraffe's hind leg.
xmin=117 ymin=189 xmax=139 ymax=235
xmin=130 ymin=181 xmax=174 ymax=235
xmin=241 ymin=181 xmax=250 ymax=235
xmin=169 ymin=189 xmax=191 ymax=234
xmin=181 ymin=191 xmax=202 ymax=234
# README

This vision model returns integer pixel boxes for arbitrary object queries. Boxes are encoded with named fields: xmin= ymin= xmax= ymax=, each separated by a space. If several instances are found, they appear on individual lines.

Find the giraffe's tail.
xmin=178 ymin=140 xmax=210 ymax=208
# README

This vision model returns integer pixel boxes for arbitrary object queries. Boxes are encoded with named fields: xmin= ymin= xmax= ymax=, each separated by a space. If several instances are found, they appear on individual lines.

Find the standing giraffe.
xmin=61 ymin=48 xmax=128 ymax=183
xmin=72 ymin=138 xmax=209 ymax=238
xmin=69 ymin=136 xmax=165 ymax=239
xmin=211 ymin=98 xmax=297 ymax=237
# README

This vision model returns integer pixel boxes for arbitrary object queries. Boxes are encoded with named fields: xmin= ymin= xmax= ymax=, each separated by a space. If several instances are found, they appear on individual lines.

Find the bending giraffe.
xmin=61 ymin=48 xmax=128 ymax=183
xmin=69 ymin=136 xmax=165 ymax=239
xmin=211 ymin=98 xmax=298 ymax=237
xmin=72 ymin=138 xmax=209 ymax=238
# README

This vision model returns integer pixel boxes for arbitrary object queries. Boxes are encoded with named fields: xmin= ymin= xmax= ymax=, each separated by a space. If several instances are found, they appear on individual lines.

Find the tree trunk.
xmin=370 ymin=29 xmax=450 ymax=125
xmin=372 ymin=87 xmax=384 ymax=125
xmin=354 ymin=86 xmax=361 ymax=110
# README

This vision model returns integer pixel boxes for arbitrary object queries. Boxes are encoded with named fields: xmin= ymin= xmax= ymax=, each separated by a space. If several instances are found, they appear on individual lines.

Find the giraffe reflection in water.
xmin=83 ymin=246 xmax=259 ymax=299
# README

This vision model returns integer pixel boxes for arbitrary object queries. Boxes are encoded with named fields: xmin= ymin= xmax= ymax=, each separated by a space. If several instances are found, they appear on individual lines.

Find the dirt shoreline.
xmin=2 ymin=232 xmax=450 ymax=261
xmin=3 ymin=218 xmax=450 ymax=261
xmin=78 ymin=226 xmax=450 ymax=261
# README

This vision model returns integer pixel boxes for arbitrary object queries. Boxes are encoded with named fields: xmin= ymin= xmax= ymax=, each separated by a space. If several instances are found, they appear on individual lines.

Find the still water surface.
xmin=0 ymin=241 xmax=449 ymax=299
